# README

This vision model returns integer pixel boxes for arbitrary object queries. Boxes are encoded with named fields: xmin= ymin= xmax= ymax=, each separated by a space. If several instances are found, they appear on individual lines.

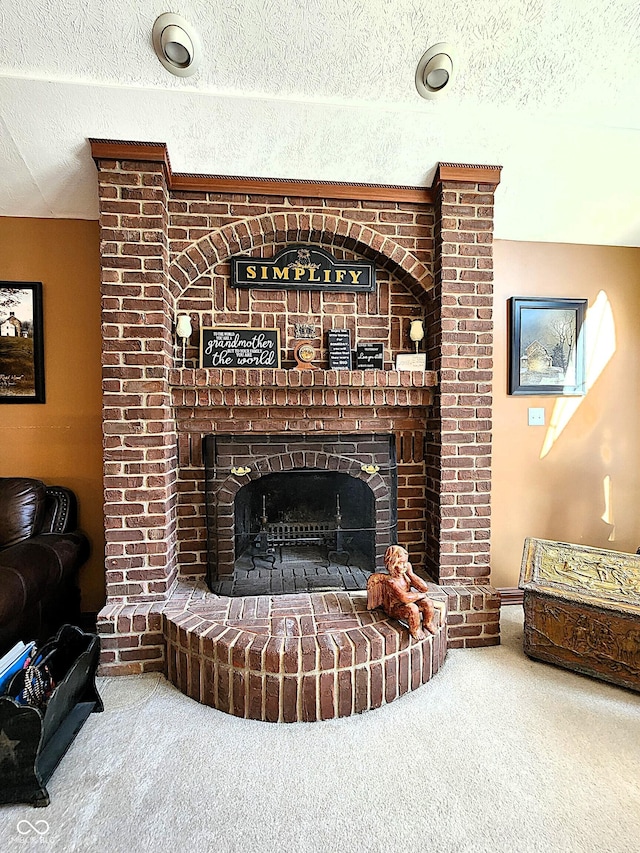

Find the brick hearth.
xmin=163 ymin=579 xmax=448 ymax=722
xmin=91 ymin=141 xmax=501 ymax=716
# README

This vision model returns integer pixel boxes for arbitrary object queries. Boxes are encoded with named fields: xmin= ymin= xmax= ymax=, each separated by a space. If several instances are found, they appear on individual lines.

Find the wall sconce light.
xmin=176 ymin=313 xmax=193 ymax=367
xmin=409 ymin=319 xmax=425 ymax=353
xmin=152 ymin=13 xmax=202 ymax=77
xmin=415 ymin=43 xmax=457 ymax=99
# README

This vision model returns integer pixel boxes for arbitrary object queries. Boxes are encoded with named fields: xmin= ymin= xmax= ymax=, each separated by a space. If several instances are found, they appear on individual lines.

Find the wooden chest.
xmin=519 ymin=538 xmax=640 ymax=693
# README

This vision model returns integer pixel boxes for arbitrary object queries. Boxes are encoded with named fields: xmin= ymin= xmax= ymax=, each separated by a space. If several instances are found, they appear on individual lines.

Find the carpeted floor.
xmin=2 ymin=606 xmax=640 ymax=853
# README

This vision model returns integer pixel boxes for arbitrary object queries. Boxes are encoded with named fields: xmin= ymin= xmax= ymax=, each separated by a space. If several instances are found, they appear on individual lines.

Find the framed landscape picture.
xmin=508 ymin=297 xmax=587 ymax=396
xmin=0 ymin=282 xmax=45 ymax=403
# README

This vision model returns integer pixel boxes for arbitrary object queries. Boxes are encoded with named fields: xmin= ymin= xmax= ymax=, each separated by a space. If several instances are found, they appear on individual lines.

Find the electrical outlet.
xmin=528 ymin=407 xmax=545 ymax=426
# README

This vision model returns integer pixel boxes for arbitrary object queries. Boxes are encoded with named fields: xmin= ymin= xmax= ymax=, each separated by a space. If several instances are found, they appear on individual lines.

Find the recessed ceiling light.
xmin=415 ymin=43 xmax=457 ymax=99
xmin=152 ymin=13 xmax=201 ymax=77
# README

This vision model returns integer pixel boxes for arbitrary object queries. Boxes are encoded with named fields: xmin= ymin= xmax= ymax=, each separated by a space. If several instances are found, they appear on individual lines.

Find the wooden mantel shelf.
xmin=169 ymin=368 xmax=437 ymax=389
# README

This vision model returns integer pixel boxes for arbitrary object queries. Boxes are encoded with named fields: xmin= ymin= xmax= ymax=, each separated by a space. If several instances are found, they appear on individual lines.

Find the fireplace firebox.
xmin=204 ymin=433 xmax=398 ymax=596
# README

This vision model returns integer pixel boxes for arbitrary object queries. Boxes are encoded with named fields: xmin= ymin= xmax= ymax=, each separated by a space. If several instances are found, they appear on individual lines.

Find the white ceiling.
xmin=1 ymin=0 xmax=640 ymax=246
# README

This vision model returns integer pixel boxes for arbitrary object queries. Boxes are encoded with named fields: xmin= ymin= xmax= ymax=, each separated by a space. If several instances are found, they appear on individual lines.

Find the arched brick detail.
xmin=217 ymin=451 xmax=388 ymax=505
xmin=169 ymin=212 xmax=433 ymax=300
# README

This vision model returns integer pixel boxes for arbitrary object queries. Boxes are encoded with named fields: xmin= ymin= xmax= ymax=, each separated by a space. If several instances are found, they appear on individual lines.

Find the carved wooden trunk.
xmin=519 ymin=538 xmax=640 ymax=693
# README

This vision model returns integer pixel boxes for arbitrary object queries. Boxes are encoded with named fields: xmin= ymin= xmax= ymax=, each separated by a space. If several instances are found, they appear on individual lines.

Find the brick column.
xmin=426 ymin=163 xmax=500 ymax=585
xmin=426 ymin=164 xmax=501 ymax=646
xmin=93 ymin=151 xmax=178 ymax=604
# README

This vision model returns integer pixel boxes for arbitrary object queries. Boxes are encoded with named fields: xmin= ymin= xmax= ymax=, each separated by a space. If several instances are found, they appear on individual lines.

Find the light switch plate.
xmin=528 ymin=407 xmax=545 ymax=426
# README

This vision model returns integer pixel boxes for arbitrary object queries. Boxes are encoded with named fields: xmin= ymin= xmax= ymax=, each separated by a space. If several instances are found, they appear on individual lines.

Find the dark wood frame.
xmin=508 ymin=297 xmax=587 ymax=396
xmin=0 ymin=281 xmax=45 ymax=404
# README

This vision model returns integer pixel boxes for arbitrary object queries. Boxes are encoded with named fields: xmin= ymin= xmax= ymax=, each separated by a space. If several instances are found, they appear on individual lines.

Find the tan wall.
xmin=492 ymin=240 xmax=640 ymax=589
xmin=0 ymin=217 xmax=104 ymax=611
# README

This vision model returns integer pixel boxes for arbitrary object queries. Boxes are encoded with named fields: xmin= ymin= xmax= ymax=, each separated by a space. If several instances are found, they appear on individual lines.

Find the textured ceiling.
xmin=1 ymin=0 xmax=640 ymax=245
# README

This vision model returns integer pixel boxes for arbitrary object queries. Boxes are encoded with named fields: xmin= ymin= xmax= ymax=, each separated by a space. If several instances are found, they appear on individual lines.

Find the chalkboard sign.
xmin=327 ymin=329 xmax=352 ymax=370
xmin=355 ymin=343 xmax=384 ymax=370
xmin=200 ymin=327 xmax=281 ymax=369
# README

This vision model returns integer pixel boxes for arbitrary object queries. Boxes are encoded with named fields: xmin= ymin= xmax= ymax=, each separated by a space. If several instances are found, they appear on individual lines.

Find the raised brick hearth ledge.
xmin=101 ymin=579 xmax=450 ymax=721
xmin=166 ymin=582 xmax=447 ymax=721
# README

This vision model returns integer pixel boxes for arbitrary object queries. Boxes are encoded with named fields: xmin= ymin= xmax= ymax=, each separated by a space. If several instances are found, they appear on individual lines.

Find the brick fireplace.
xmin=91 ymin=140 xmax=501 ymax=718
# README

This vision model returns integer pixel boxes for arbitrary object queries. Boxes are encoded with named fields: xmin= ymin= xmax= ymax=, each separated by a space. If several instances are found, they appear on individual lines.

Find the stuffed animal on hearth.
xmin=367 ymin=545 xmax=437 ymax=640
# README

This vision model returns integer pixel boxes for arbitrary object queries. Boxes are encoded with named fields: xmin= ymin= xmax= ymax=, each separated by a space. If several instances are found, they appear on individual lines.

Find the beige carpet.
xmin=2 ymin=606 xmax=640 ymax=853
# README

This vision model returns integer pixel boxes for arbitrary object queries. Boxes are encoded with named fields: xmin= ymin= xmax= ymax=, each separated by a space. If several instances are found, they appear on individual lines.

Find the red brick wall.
xmin=171 ymin=382 xmax=432 ymax=578
xmin=169 ymin=204 xmax=434 ymax=362
xmin=426 ymin=172 xmax=495 ymax=585
xmin=98 ymin=158 xmax=179 ymax=603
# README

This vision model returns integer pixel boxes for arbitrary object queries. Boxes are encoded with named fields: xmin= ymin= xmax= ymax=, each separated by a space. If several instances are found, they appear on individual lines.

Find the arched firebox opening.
xmin=232 ymin=470 xmax=376 ymax=594
xmin=204 ymin=433 xmax=398 ymax=597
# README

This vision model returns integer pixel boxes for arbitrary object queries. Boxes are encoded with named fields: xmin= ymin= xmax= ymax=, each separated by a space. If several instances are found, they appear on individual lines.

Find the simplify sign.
xmin=231 ymin=245 xmax=375 ymax=293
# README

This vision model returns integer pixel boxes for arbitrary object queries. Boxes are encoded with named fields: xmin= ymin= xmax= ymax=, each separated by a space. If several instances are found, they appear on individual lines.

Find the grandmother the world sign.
xmin=200 ymin=328 xmax=281 ymax=369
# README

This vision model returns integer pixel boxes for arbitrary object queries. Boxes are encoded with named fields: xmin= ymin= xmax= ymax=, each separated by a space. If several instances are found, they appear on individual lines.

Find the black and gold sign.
xmin=327 ymin=329 xmax=352 ymax=370
xmin=231 ymin=245 xmax=375 ymax=293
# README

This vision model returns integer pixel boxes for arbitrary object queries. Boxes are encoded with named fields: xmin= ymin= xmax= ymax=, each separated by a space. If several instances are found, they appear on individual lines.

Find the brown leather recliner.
xmin=0 ymin=478 xmax=90 ymax=655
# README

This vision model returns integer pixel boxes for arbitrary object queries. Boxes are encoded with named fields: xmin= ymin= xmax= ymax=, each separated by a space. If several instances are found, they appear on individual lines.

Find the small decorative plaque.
xmin=395 ymin=353 xmax=427 ymax=371
xmin=327 ymin=329 xmax=352 ymax=370
xmin=355 ymin=343 xmax=384 ymax=370
xmin=294 ymin=323 xmax=315 ymax=340
xmin=200 ymin=327 xmax=281 ymax=368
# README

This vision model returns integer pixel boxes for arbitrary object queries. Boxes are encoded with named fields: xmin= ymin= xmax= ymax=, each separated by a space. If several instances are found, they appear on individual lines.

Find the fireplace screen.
xmin=204 ymin=434 xmax=397 ymax=596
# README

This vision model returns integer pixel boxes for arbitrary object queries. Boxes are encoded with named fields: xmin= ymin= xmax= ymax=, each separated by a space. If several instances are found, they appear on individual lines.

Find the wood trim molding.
xmin=435 ymin=162 xmax=502 ymax=186
xmin=89 ymin=139 xmax=172 ymax=172
xmin=498 ymin=587 xmax=524 ymax=606
xmin=171 ymin=173 xmax=433 ymax=203
xmin=89 ymin=138 xmax=433 ymax=203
